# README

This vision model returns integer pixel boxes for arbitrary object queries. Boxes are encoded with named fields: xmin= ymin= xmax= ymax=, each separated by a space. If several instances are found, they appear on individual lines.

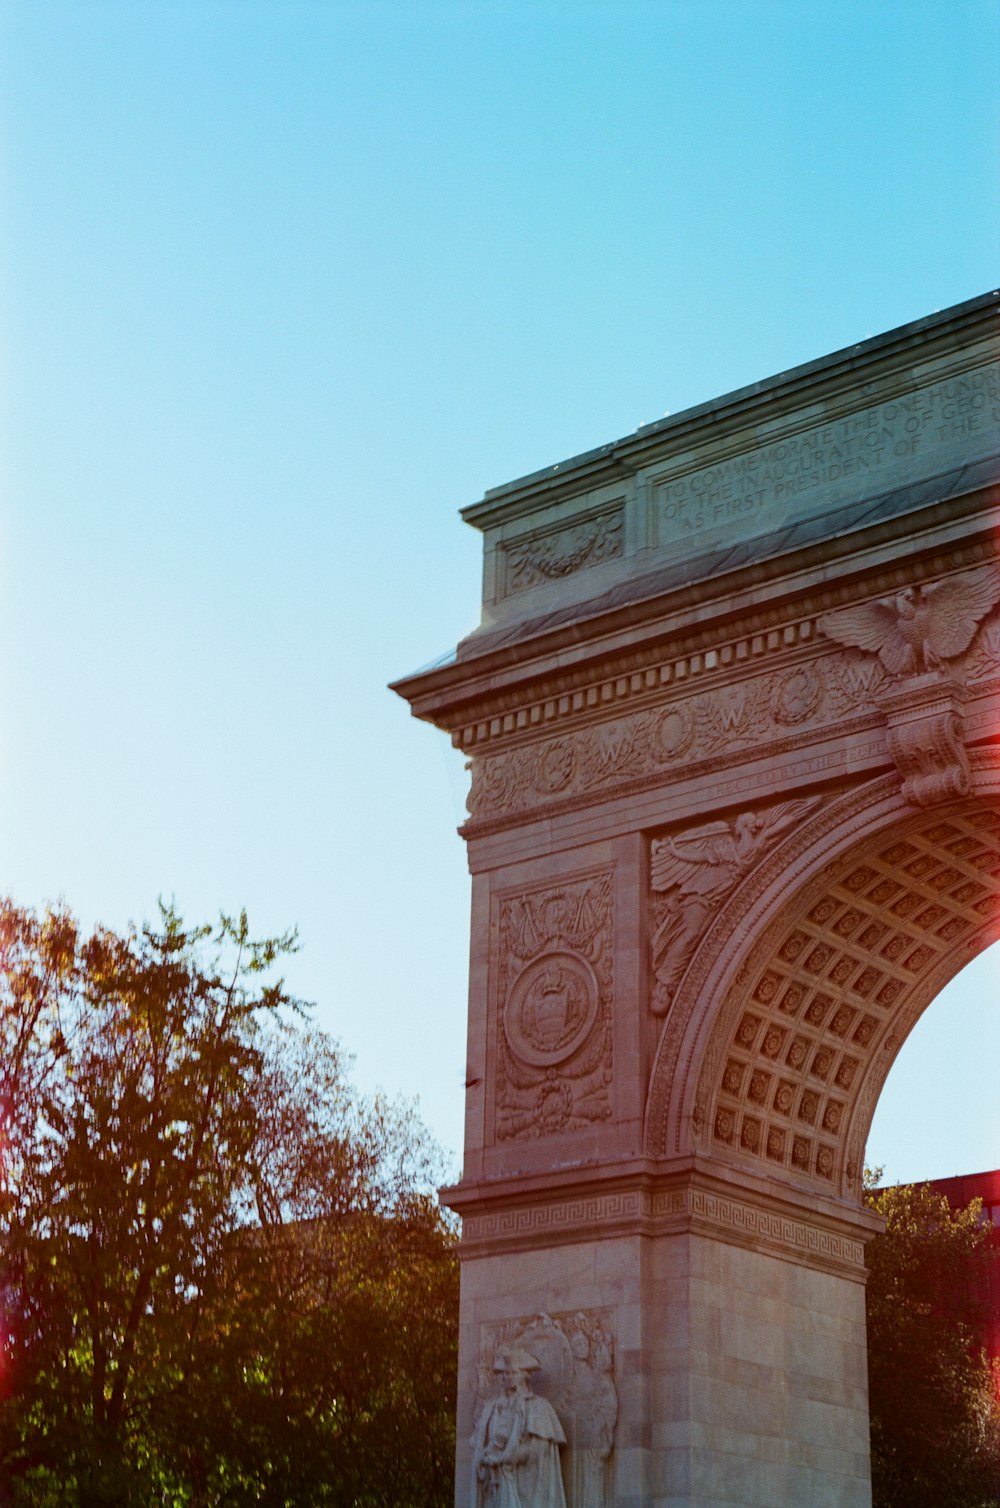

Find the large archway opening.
xmin=866 ymin=937 xmax=1000 ymax=1183
xmin=862 ymin=937 xmax=1000 ymax=1507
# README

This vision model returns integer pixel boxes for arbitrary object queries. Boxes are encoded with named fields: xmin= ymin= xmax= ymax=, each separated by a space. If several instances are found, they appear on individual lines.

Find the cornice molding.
xmin=458 ymin=596 xmax=1000 ymax=840
xmin=399 ymin=509 xmax=998 ymax=750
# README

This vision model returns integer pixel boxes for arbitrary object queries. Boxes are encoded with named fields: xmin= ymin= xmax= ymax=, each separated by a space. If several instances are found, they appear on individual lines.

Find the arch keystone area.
xmin=393 ymin=293 xmax=1000 ymax=1506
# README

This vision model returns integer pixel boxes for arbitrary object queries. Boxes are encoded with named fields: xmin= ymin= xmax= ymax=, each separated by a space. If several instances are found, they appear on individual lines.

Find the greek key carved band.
xmin=458 ymin=1183 xmax=868 ymax=1276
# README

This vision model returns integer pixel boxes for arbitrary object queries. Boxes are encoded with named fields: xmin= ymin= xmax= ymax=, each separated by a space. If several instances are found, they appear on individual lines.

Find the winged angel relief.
xmin=816 ymin=565 xmax=1000 ymax=677
xmin=650 ymin=799 xmax=819 ymax=1016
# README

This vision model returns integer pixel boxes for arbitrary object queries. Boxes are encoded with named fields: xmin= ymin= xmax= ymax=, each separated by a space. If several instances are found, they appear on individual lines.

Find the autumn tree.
xmin=0 ymin=899 xmax=457 ymax=1507
xmin=864 ymin=1174 xmax=1000 ymax=1508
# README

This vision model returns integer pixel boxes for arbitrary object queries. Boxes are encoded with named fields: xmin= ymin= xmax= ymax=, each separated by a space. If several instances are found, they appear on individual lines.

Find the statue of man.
xmin=471 ymin=1347 xmax=567 ymax=1507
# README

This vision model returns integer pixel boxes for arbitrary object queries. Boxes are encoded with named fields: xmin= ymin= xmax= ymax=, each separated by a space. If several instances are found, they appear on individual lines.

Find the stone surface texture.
xmin=392 ymin=292 xmax=1000 ymax=1506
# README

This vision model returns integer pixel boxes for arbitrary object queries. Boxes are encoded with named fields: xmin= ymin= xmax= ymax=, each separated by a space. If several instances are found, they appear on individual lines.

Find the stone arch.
xmin=644 ymin=750 xmax=1000 ymax=1200
xmin=395 ymin=295 xmax=1000 ymax=1503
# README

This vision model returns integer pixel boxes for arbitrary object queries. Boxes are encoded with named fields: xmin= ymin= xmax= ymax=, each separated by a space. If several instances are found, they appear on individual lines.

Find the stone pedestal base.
xmin=453 ymin=1166 xmax=878 ymax=1508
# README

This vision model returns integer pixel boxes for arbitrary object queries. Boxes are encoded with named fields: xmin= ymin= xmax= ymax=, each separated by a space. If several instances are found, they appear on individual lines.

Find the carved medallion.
xmin=535 ymin=739 xmax=576 ymax=794
xmin=773 ymin=665 xmax=822 ymax=725
xmin=504 ymin=951 xmax=599 ymax=1068
xmin=651 ymin=703 xmax=695 ymax=762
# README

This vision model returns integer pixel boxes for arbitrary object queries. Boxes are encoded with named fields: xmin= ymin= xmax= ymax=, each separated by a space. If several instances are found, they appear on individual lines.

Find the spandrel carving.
xmin=650 ymin=799 xmax=820 ymax=1016
xmin=473 ymin=1312 xmax=617 ymax=1508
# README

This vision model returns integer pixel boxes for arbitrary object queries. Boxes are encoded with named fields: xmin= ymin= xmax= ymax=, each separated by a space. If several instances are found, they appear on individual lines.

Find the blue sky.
xmin=1 ymin=0 xmax=998 ymax=1181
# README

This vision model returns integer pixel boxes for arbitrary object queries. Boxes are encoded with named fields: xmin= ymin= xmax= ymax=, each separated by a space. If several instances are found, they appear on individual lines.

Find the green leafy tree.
xmin=864 ymin=1173 xmax=1000 ymax=1508
xmin=0 ymin=899 xmax=458 ymax=1507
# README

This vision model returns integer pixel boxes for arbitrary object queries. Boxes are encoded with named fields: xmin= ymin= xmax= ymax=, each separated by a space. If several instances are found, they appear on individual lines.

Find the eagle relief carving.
xmin=816 ymin=565 xmax=1000 ymax=678
xmin=649 ymin=799 xmax=820 ymax=1017
xmin=817 ymin=565 xmax=1000 ymax=807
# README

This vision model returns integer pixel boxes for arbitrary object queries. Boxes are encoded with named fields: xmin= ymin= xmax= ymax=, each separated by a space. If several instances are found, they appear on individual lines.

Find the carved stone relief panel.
xmin=473 ymin=1309 xmax=617 ymax=1508
xmin=963 ymin=608 xmax=1000 ymax=683
xmin=878 ymin=677 xmax=971 ymax=808
xmin=494 ymin=871 xmax=614 ymax=1142
xmin=465 ymin=659 xmax=845 ymax=826
xmin=816 ymin=565 xmax=1000 ymax=808
xmin=500 ymin=507 xmax=624 ymax=600
xmin=816 ymin=565 xmax=1000 ymax=680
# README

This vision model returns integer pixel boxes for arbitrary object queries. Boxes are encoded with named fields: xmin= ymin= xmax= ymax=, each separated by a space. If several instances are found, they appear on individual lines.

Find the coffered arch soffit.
xmin=644 ymin=752 xmax=1000 ymax=1202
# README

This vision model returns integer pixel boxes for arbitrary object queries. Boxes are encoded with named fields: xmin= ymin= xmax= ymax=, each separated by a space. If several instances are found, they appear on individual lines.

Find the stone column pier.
xmin=451 ymin=1161 xmax=879 ymax=1505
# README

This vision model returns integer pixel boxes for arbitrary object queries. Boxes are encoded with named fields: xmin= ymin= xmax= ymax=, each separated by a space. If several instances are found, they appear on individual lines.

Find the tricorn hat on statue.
xmin=494 ymin=1346 xmax=542 ymax=1374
